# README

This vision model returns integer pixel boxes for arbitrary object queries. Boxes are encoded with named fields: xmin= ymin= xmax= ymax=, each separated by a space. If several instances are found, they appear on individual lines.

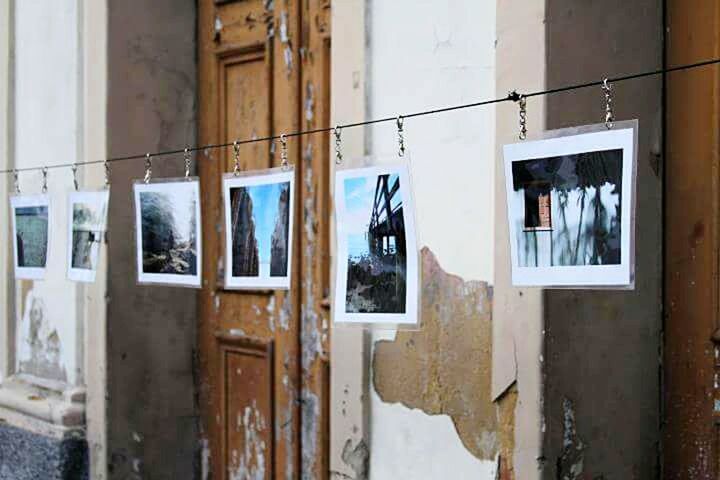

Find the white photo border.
xmin=67 ymin=190 xmax=110 ymax=283
xmin=133 ymin=178 xmax=202 ymax=288
xmin=10 ymin=194 xmax=51 ymax=280
xmin=503 ymin=122 xmax=637 ymax=288
xmin=222 ymin=167 xmax=295 ymax=290
xmin=334 ymin=164 xmax=419 ymax=325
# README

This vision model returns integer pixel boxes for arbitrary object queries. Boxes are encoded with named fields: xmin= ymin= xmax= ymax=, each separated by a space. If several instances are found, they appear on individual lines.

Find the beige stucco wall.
xmin=82 ymin=0 xmax=108 ymax=477
xmin=492 ymin=0 xmax=546 ymax=478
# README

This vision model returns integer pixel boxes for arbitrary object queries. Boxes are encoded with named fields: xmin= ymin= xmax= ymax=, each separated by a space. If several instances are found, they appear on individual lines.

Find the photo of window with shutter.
xmin=504 ymin=125 xmax=637 ymax=287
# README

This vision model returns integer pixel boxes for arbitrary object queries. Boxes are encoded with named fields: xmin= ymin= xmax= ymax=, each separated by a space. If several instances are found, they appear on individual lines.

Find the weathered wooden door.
xmin=664 ymin=0 xmax=720 ymax=477
xmin=197 ymin=1 xmax=331 ymax=478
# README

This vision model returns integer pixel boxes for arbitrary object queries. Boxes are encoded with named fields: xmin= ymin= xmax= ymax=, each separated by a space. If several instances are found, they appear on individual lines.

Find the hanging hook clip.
xmin=13 ymin=169 xmax=20 ymax=195
xmin=334 ymin=126 xmax=343 ymax=165
xmin=510 ymin=91 xmax=528 ymax=140
xmin=41 ymin=167 xmax=48 ymax=194
xmin=144 ymin=153 xmax=152 ymax=184
xmin=72 ymin=163 xmax=79 ymax=191
xmin=184 ymin=147 xmax=192 ymax=179
xmin=232 ymin=141 xmax=241 ymax=176
xmin=397 ymin=116 xmax=405 ymax=157
xmin=104 ymin=160 xmax=111 ymax=189
xmin=280 ymin=134 xmax=289 ymax=170
xmin=602 ymin=78 xmax=614 ymax=129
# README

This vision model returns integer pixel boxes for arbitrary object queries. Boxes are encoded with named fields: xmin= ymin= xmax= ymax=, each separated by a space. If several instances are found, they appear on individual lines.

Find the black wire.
xmin=2 ymin=56 xmax=719 ymax=176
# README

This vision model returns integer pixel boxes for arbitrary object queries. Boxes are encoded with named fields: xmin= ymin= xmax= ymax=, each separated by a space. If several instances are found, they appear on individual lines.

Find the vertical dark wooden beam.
xmin=664 ymin=1 xmax=720 ymax=477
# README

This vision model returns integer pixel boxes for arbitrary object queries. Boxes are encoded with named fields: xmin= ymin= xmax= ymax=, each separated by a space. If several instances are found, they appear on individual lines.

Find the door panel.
xmin=198 ymin=1 xmax=330 ymax=478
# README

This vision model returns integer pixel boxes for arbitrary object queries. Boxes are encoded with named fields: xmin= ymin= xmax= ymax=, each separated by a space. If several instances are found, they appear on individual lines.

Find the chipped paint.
xmin=230 ymin=401 xmax=267 ymax=480
xmin=17 ymin=289 xmax=68 ymax=382
xmin=557 ymin=398 xmax=585 ymax=480
xmin=372 ymin=248 xmax=500 ymax=461
xmin=340 ymin=438 xmax=369 ymax=480
xmin=279 ymin=11 xmax=293 ymax=76
xmin=298 ymin=156 xmax=323 ymax=479
xmin=305 ymin=82 xmax=315 ymax=123
xmin=279 ymin=363 xmax=295 ymax=480
xmin=301 ymin=390 xmax=320 ymax=480
xmin=276 ymin=294 xmax=291 ymax=331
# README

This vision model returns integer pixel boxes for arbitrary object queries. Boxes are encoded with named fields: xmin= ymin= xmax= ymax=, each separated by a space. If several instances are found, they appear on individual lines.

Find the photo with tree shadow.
xmin=140 ymin=186 xmax=198 ymax=275
xmin=230 ymin=181 xmax=291 ymax=278
xmin=344 ymin=173 xmax=407 ymax=313
xmin=510 ymin=148 xmax=622 ymax=267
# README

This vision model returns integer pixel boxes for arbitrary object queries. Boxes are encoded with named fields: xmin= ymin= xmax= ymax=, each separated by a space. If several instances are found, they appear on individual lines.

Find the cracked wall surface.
xmin=373 ymin=248 xmax=500 ymax=461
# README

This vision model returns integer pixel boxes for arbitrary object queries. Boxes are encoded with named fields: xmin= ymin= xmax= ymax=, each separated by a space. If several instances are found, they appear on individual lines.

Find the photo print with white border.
xmin=334 ymin=164 xmax=419 ymax=325
xmin=222 ymin=167 xmax=295 ymax=290
xmin=11 ymin=194 xmax=51 ymax=280
xmin=67 ymin=190 xmax=110 ymax=283
xmin=503 ymin=123 xmax=637 ymax=288
xmin=133 ymin=179 xmax=202 ymax=287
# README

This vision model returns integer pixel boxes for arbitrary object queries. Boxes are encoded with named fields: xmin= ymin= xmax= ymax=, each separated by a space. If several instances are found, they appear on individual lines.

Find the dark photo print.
xmin=510 ymin=148 xmax=622 ymax=268
xmin=229 ymin=181 xmax=290 ymax=278
xmin=15 ymin=205 xmax=49 ymax=268
xmin=139 ymin=186 xmax=198 ymax=276
xmin=343 ymin=173 xmax=407 ymax=314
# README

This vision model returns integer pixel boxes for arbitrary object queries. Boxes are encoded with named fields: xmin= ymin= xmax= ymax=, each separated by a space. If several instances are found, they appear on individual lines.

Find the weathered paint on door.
xmin=665 ymin=1 xmax=720 ymax=477
xmin=197 ymin=1 xmax=331 ymax=478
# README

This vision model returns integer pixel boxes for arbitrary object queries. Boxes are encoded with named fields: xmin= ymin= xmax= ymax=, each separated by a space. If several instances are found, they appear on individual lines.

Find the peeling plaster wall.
xmin=12 ymin=0 xmax=83 ymax=387
xmin=106 ymin=1 xmax=198 ymax=478
xmin=366 ymin=1 xmax=499 ymax=477
xmin=542 ymin=1 xmax=663 ymax=478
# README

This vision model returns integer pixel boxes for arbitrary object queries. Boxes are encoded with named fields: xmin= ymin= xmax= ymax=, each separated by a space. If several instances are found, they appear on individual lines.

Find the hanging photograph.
xmin=334 ymin=164 xmax=419 ymax=325
xmin=11 ymin=194 xmax=51 ymax=280
xmin=504 ymin=123 xmax=637 ymax=287
xmin=222 ymin=168 xmax=295 ymax=289
xmin=133 ymin=179 xmax=202 ymax=287
xmin=67 ymin=190 xmax=110 ymax=283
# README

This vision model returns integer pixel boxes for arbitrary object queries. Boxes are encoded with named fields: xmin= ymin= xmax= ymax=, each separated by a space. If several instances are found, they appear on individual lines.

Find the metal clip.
xmin=280 ymin=134 xmax=289 ymax=169
xmin=602 ymin=78 xmax=614 ymax=129
xmin=13 ymin=169 xmax=20 ymax=195
xmin=509 ymin=91 xmax=528 ymax=141
xmin=144 ymin=153 xmax=152 ymax=184
xmin=232 ymin=141 xmax=241 ymax=176
xmin=334 ymin=126 xmax=343 ymax=165
xmin=72 ymin=163 xmax=79 ymax=191
xmin=397 ymin=116 xmax=405 ymax=157
xmin=184 ymin=147 xmax=192 ymax=179
xmin=41 ymin=167 xmax=48 ymax=194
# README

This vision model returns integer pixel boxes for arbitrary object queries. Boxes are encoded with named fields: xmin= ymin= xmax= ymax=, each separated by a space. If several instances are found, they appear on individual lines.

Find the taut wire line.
xmin=2 ymin=57 xmax=719 ymax=175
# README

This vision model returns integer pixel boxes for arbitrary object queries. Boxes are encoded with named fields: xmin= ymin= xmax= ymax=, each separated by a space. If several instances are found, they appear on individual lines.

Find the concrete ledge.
xmin=0 ymin=377 xmax=85 ymax=431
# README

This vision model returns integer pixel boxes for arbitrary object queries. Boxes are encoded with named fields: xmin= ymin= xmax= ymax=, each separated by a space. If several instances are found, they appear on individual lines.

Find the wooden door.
xmin=664 ymin=1 xmax=720 ymax=477
xmin=197 ymin=1 xmax=331 ymax=479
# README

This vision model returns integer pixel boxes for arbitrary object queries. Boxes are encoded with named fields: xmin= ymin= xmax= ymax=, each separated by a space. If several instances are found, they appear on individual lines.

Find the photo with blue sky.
xmin=246 ymin=182 xmax=284 ymax=276
xmin=344 ymin=173 xmax=401 ymax=260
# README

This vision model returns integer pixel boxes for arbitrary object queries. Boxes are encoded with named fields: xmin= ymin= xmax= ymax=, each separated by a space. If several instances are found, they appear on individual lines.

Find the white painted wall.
xmin=0 ymin=0 xmax=10 ymax=384
xmin=12 ymin=0 xmax=82 ymax=386
xmin=366 ymin=0 xmax=497 ymax=477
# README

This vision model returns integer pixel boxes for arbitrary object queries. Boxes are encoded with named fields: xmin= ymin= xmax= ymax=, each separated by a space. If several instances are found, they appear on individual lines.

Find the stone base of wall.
xmin=0 ymin=423 xmax=88 ymax=480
